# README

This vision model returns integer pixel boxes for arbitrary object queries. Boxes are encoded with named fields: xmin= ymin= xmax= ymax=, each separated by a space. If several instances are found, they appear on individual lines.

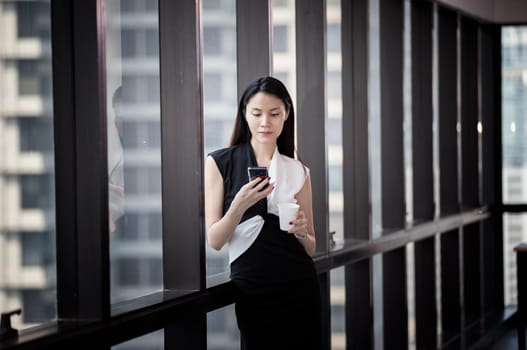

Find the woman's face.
xmin=245 ymin=92 xmax=288 ymax=146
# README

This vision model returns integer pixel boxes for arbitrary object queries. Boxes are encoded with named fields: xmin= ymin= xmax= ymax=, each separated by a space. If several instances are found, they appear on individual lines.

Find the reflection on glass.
xmin=113 ymin=329 xmax=164 ymax=350
xmin=106 ymin=0 xmax=163 ymax=303
xmin=207 ymin=305 xmax=240 ymax=350
xmin=330 ymin=267 xmax=346 ymax=349
xmin=203 ymin=0 xmax=237 ymax=282
xmin=502 ymin=26 xmax=527 ymax=204
xmin=0 ymin=0 xmax=56 ymax=330
xmin=503 ymin=213 xmax=527 ymax=306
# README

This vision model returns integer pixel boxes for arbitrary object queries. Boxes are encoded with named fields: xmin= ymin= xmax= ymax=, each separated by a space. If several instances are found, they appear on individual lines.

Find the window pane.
xmin=113 ymin=328 xmax=164 ymax=350
xmin=273 ymin=25 xmax=288 ymax=53
xmin=207 ymin=305 xmax=240 ymax=349
xmin=106 ymin=0 xmax=163 ymax=304
xmin=19 ymin=117 xmax=53 ymax=152
xmin=203 ymin=0 xmax=237 ymax=287
xmin=16 ymin=2 xmax=50 ymax=40
xmin=327 ymin=0 xmax=343 ymax=242
xmin=331 ymin=267 xmax=346 ymax=349
xmin=503 ymin=213 xmax=527 ymax=306
xmin=502 ymin=26 xmax=527 ymax=203
xmin=272 ymin=0 xmax=296 ymax=100
xmin=0 ymin=0 xmax=56 ymax=330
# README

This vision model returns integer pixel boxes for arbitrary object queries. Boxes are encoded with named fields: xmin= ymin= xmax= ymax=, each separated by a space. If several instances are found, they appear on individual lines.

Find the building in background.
xmin=0 ymin=0 xmax=56 ymax=329
xmin=2 ymin=1 xmax=524 ymax=349
xmin=502 ymin=26 xmax=527 ymax=306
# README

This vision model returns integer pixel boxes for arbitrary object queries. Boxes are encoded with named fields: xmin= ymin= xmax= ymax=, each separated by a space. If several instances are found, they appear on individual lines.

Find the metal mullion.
xmin=438 ymin=6 xmax=459 ymax=216
xmin=410 ymin=2 xmax=437 ymax=348
xmin=479 ymin=23 xmax=502 ymax=322
xmin=159 ymin=0 xmax=205 ymax=346
xmin=379 ymin=0 xmax=405 ymax=231
xmin=342 ymin=0 xmax=370 ymax=242
xmin=379 ymin=0 xmax=407 ymax=348
xmin=460 ymin=16 xmax=479 ymax=209
xmin=295 ymin=1 xmax=328 ymax=348
xmin=73 ymin=0 xmax=110 ymax=322
xmin=295 ymin=0 xmax=327 ymax=255
xmin=411 ymin=0 xmax=434 ymax=221
xmin=51 ymin=0 xmax=79 ymax=320
xmin=52 ymin=0 xmax=110 ymax=322
xmin=236 ymin=0 xmax=271 ymax=98
xmin=159 ymin=0 xmax=205 ymax=291
xmin=342 ymin=0 xmax=373 ymax=348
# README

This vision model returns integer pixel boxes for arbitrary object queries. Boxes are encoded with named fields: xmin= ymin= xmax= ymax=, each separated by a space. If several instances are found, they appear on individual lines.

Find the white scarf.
xmin=228 ymin=147 xmax=309 ymax=264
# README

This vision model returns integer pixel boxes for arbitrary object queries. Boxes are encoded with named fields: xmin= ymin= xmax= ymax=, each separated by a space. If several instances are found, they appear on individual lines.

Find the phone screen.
xmin=247 ymin=166 xmax=269 ymax=189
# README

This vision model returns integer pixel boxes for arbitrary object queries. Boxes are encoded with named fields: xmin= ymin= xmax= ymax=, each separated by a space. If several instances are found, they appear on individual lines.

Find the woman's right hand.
xmin=229 ymin=176 xmax=274 ymax=214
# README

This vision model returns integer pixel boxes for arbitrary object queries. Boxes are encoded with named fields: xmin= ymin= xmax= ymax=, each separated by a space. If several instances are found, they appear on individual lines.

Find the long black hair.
xmin=230 ymin=76 xmax=295 ymax=158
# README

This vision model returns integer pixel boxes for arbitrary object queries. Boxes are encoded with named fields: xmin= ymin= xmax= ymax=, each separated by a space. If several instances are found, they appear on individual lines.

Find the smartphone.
xmin=247 ymin=166 xmax=269 ymax=190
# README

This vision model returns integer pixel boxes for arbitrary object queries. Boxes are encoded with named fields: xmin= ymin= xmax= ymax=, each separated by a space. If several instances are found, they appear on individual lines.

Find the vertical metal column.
xmin=438 ymin=6 xmax=462 ymax=347
xmin=52 ymin=0 xmax=110 ymax=323
xmin=342 ymin=0 xmax=373 ymax=348
xmin=411 ymin=1 xmax=437 ymax=348
xmin=438 ymin=7 xmax=459 ymax=216
xmin=159 ymin=0 xmax=205 ymax=347
xmin=295 ymin=1 xmax=329 ymax=348
xmin=379 ymin=0 xmax=407 ymax=348
xmin=236 ymin=0 xmax=272 ymax=98
xmin=460 ymin=17 xmax=479 ymax=209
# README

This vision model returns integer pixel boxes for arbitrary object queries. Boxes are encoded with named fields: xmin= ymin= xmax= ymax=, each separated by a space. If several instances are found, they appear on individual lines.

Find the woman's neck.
xmin=250 ymin=140 xmax=276 ymax=167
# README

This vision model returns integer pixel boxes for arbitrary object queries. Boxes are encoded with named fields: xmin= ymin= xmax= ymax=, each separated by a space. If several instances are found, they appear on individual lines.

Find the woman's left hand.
xmin=287 ymin=210 xmax=309 ymax=236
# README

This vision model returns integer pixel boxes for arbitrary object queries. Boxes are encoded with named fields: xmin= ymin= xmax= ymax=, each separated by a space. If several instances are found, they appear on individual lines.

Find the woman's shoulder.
xmin=277 ymin=152 xmax=309 ymax=176
xmin=208 ymin=144 xmax=244 ymax=160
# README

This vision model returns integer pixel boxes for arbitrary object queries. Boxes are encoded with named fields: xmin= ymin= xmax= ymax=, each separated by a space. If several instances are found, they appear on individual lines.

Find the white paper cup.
xmin=277 ymin=203 xmax=300 ymax=231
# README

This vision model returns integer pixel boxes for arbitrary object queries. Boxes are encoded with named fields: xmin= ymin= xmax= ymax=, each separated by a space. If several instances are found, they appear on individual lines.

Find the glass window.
xmin=327 ymin=0 xmax=343 ymax=242
xmin=204 ymin=73 xmax=223 ymax=101
xmin=207 ymin=306 xmax=240 ymax=349
xmin=18 ymin=60 xmax=40 ymax=95
xmin=331 ymin=267 xmax=346 ymax=349
xmin=503 ymin=213 xmax=527 ymax=306
xmin=203 ymin=0 xmax=222 ymax=10
xmin=115 ymin=258 xmax=141 ymax=286
xmin=1 ymin=2 xmax=56 ymax=330
xmin=327 ymin=71 xmax=341 ymax=99
xmin=16 ymin=2 xmax=50 ymax=40
xmin=327 ymin=23 xmax=340 ymax=53
xmin=502 ymin=26 xmax=527 ymax=203
xmin=19 ymin=117 xmax=54 ymax=152
xmin=203 ymin=26 xmax=223 ymax=56
xmin=272 ymin=0 xmax=296 ymax=99
xmin=203 ymin=0 xmax=237 ymax=287
xmin=106 ymin=0 xmax=163 ymax=303
xmin=273 ymin=0 xmax=289 ymax=7
xmin=21 ymin=232 xmax=52 ymax=266
xmin=21 ymin=290 xmax=55 ymax=324
xmin=273 ymin=25 xmax=288 ymax=53
xmin=20 ymin=175 xmax=52 ymax=209
xmin=113 ymin=329 xmax=164 ymax=350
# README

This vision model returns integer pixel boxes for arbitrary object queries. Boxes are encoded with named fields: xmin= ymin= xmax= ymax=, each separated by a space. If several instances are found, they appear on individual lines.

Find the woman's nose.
xmin=260 ymin=114 xmax=270 ymax=126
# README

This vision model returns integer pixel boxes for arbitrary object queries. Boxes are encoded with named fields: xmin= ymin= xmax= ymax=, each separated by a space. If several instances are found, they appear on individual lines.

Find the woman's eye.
xmin=252 ymin=113 xmax=261 ymax=117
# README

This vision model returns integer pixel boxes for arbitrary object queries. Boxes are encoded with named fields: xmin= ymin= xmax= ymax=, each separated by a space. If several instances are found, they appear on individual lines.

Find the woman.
xmin=205 ymin=76 xmax=322 ymax=349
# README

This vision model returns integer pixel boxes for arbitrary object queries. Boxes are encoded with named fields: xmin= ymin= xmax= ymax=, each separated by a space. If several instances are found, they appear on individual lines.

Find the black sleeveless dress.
xmin=209 ymin=143 xmax=322 ymax=350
